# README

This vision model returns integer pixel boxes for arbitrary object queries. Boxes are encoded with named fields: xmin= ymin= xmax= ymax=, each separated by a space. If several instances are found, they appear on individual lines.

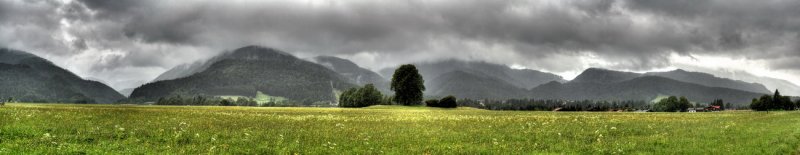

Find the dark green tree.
xmin=391 ymin=64 xmax=425 ymax=105
xmin=425 ymin=99 xmax=440 ymax=107
xmin=338 ymin=88 xmax=357 ymax=107
xmin=339 ymin=84 xmax=383 ymax=108
xmin=796 ymin=100 xmax=800 ymax=109
xmin=780 ymin=96 xmax=794 ymax=110
xmin=340 ymin=92 xmax=350 ymax=107
xmin=752 ymin=90 xmax=796 ymax=111
xmin=359 ymin=84 xmax=383 ymax=107
xmin=678 ymin=96 xmax=691 ymax=112
xmin=438 ymin=95 xmax=458 ymax=108
xmin=652 ymin=96 xmax=687 ymax=112
xmin=220 ymin=99 xmax=233 ymax=106
xmin=750 ymin=95 xmax=772 ymax=111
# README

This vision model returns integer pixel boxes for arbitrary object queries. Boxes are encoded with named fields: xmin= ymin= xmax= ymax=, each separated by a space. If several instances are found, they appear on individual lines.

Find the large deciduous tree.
xmin=391 ymin=64 xmax=425 ymax=105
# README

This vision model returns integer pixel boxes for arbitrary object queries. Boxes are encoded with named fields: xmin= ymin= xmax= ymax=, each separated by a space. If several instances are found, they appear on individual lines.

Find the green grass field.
xmin=1 ymin=103 xmax=800 ymax=154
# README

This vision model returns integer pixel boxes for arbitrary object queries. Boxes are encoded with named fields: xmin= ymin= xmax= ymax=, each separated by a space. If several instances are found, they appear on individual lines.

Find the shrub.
xmin=339 ymin=84 xmax=383 ymax=108
xmin=651 ymin=96 xmax=690 ymax=112
xmin=425 ymin=96 xmax=457 ymax=108
xmin=425 ymin=99 xmax=440 ymax=107
xmin=438 ymin=96 xmax=458 ymax=108
xmin=220 ymin=99 xmax=233 ymax=106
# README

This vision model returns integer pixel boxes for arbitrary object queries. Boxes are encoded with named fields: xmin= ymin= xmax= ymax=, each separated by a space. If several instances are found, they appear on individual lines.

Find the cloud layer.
xmin=0 ymin=0 xmax=798 ymax=89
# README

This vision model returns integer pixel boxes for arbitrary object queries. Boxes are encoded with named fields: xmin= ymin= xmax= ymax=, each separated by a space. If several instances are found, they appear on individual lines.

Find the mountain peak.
xmin=645 ymin=69 xmax=771 ymax=94
xmin=571 ymin=68 xmax=641 ymax=84
xmin=0 ymin=48 xmax=124 ymax=103
xmin=226 ymin=45 xmax=295 ymax=59
xmin=0 ymin=48 xmax=43 ymax=64
xmin=314 ymin=56 xmax=360 ymax=70
xmin=313 ymin=55 xmax=388 ymax=87
xmin=132 ymin=46 xmax=357 ymax=102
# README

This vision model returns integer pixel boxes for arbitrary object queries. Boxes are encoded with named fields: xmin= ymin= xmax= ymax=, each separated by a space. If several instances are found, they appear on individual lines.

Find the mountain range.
xmin=311 ymin=56 xmax=390 ymax=92
xmin=0 ymin=48 xmax=124 ymax=103
xmin=644 ymin=69 xmax=771 ymax=94
xmin=129 ymin=46 xmax=356 ymax=103
xmin=1 ymin=45 xmax=796 ymax=106
xmin=378 ymin=60 xmax=568 ymax=99
xmin=531 ymin=68 xmax=765 ymax=106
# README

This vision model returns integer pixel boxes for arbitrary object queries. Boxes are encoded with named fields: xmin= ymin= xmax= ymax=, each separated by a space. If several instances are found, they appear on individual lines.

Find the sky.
xmin=0 ymin=0 xmax=798 ymax=91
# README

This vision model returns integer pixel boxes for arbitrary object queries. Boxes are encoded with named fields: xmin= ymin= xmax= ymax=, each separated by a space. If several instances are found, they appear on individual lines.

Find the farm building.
xmin=704 ymin=106 xmax=722 ymax=111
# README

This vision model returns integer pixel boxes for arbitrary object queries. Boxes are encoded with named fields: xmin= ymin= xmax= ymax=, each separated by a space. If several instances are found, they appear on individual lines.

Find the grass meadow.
xmin=1 ymin=103 xmax=799 ymax=154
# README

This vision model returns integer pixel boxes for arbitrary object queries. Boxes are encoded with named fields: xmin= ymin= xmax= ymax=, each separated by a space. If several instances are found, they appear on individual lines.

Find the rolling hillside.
xmin=129 ymin=46 xmax=356 ymax=103
xmin=0 ymin=48 xmax=125 ymax=103
xmin=531 ymin=68 xmax=766 ymax=105
xmin=645 ymin=69 xmax=771 ymax=94
xmin=428 ymin=71 xmax=529 ymax=99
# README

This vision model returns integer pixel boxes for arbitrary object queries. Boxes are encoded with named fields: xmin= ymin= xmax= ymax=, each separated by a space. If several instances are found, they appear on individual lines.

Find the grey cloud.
xmin=2 ymin=0 xmax=800 ymax=89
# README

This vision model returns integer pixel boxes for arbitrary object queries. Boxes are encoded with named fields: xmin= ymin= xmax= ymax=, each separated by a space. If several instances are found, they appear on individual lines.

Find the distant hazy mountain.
xmin=380 ymin=59 xmax=567 ymax=89
xmin=0 ymin=48 xmax=125 ymax=103
xmin=312 ymin=56 xmax=389 ymax=91
xmin=569 ymin=68 xmax=641 ymax=84
xmin=750 ymin=77 xmax=800 ymax=96
xmin=150 ymin=51 xmax=234 ymax=82
xmin=645 ymin=69 xmax=771 ymax=94
xmin=719 ymin=70 xmax=800 ymax=96
xmin=429 ymin=71 xmax=529 ymax=99
xmin=130 ymin=46 xmax=356 ymax=102
xmin=377 ymin=60 xmax=565 ymax=99
xmin=531 ymin=68 xmax=765 ymax=105
xmin=118 ymin=88 xmax=135 ymax=97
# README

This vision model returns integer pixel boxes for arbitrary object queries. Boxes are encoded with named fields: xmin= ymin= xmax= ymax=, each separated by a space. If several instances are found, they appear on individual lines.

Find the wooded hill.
xmin=129 ymin=46 xmax=356 ymax=103
xmin=0 ymin=48 xmax=124 ymax=103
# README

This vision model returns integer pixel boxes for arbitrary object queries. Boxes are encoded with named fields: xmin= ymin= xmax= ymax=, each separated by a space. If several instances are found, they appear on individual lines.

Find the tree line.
xmin=152 ymin=95 xmax=315 ymax=107
xmin=751 ymin=90 xmax=799 ymax=111
xmin=456 ymin=98 xmax=650 ymax=111
xmin=339 ymin=64 xmax=460 ymax=108
xmin=651 ymin=96 xmax=692 ymax=112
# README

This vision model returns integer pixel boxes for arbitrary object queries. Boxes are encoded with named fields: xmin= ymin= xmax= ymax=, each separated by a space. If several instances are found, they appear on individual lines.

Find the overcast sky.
xmin=1 ymin=0 xmax=799 ymax=90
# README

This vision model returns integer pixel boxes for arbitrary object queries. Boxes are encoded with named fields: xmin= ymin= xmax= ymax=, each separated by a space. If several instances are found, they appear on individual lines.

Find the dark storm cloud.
xmin=69 ymin=0 xmax=798 ymax=68
xmin=1 ymin=0 xmax=799 ymax=89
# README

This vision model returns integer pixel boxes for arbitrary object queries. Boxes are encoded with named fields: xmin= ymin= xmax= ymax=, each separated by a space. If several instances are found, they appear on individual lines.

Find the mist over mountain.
xmin=695 ymin=70 xmax=800 ymax=96
xmin=130 ymin=46 xmax=356 ymax=102
xmin=150 ymin=51 xmax=235 ymax=82
xmin=750 ymin=77 xmax=800 ymax=96
xmin=379 ymin=60 xmax=567 ymax=97
xmin=311 ymin=56 xmax=389 ymax=91
xmin=569 ymin=68 xmax=641 ymax=84
xmin=645 ymin=69 xmax=771 ymax=94
xmin=0 ymin=48 xmax=125 ymax=103
xmin=117 ymin=88 xmax=135 ymax=97
xmin=429 ymin=71 xmax=529 ymax=99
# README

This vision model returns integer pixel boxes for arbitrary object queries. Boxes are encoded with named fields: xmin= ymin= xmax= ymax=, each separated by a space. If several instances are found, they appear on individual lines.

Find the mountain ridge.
xmin=130 ymin=46 xmax=357 ymax=103
xmin=0 ymin=48 xmax=125 ymax=103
